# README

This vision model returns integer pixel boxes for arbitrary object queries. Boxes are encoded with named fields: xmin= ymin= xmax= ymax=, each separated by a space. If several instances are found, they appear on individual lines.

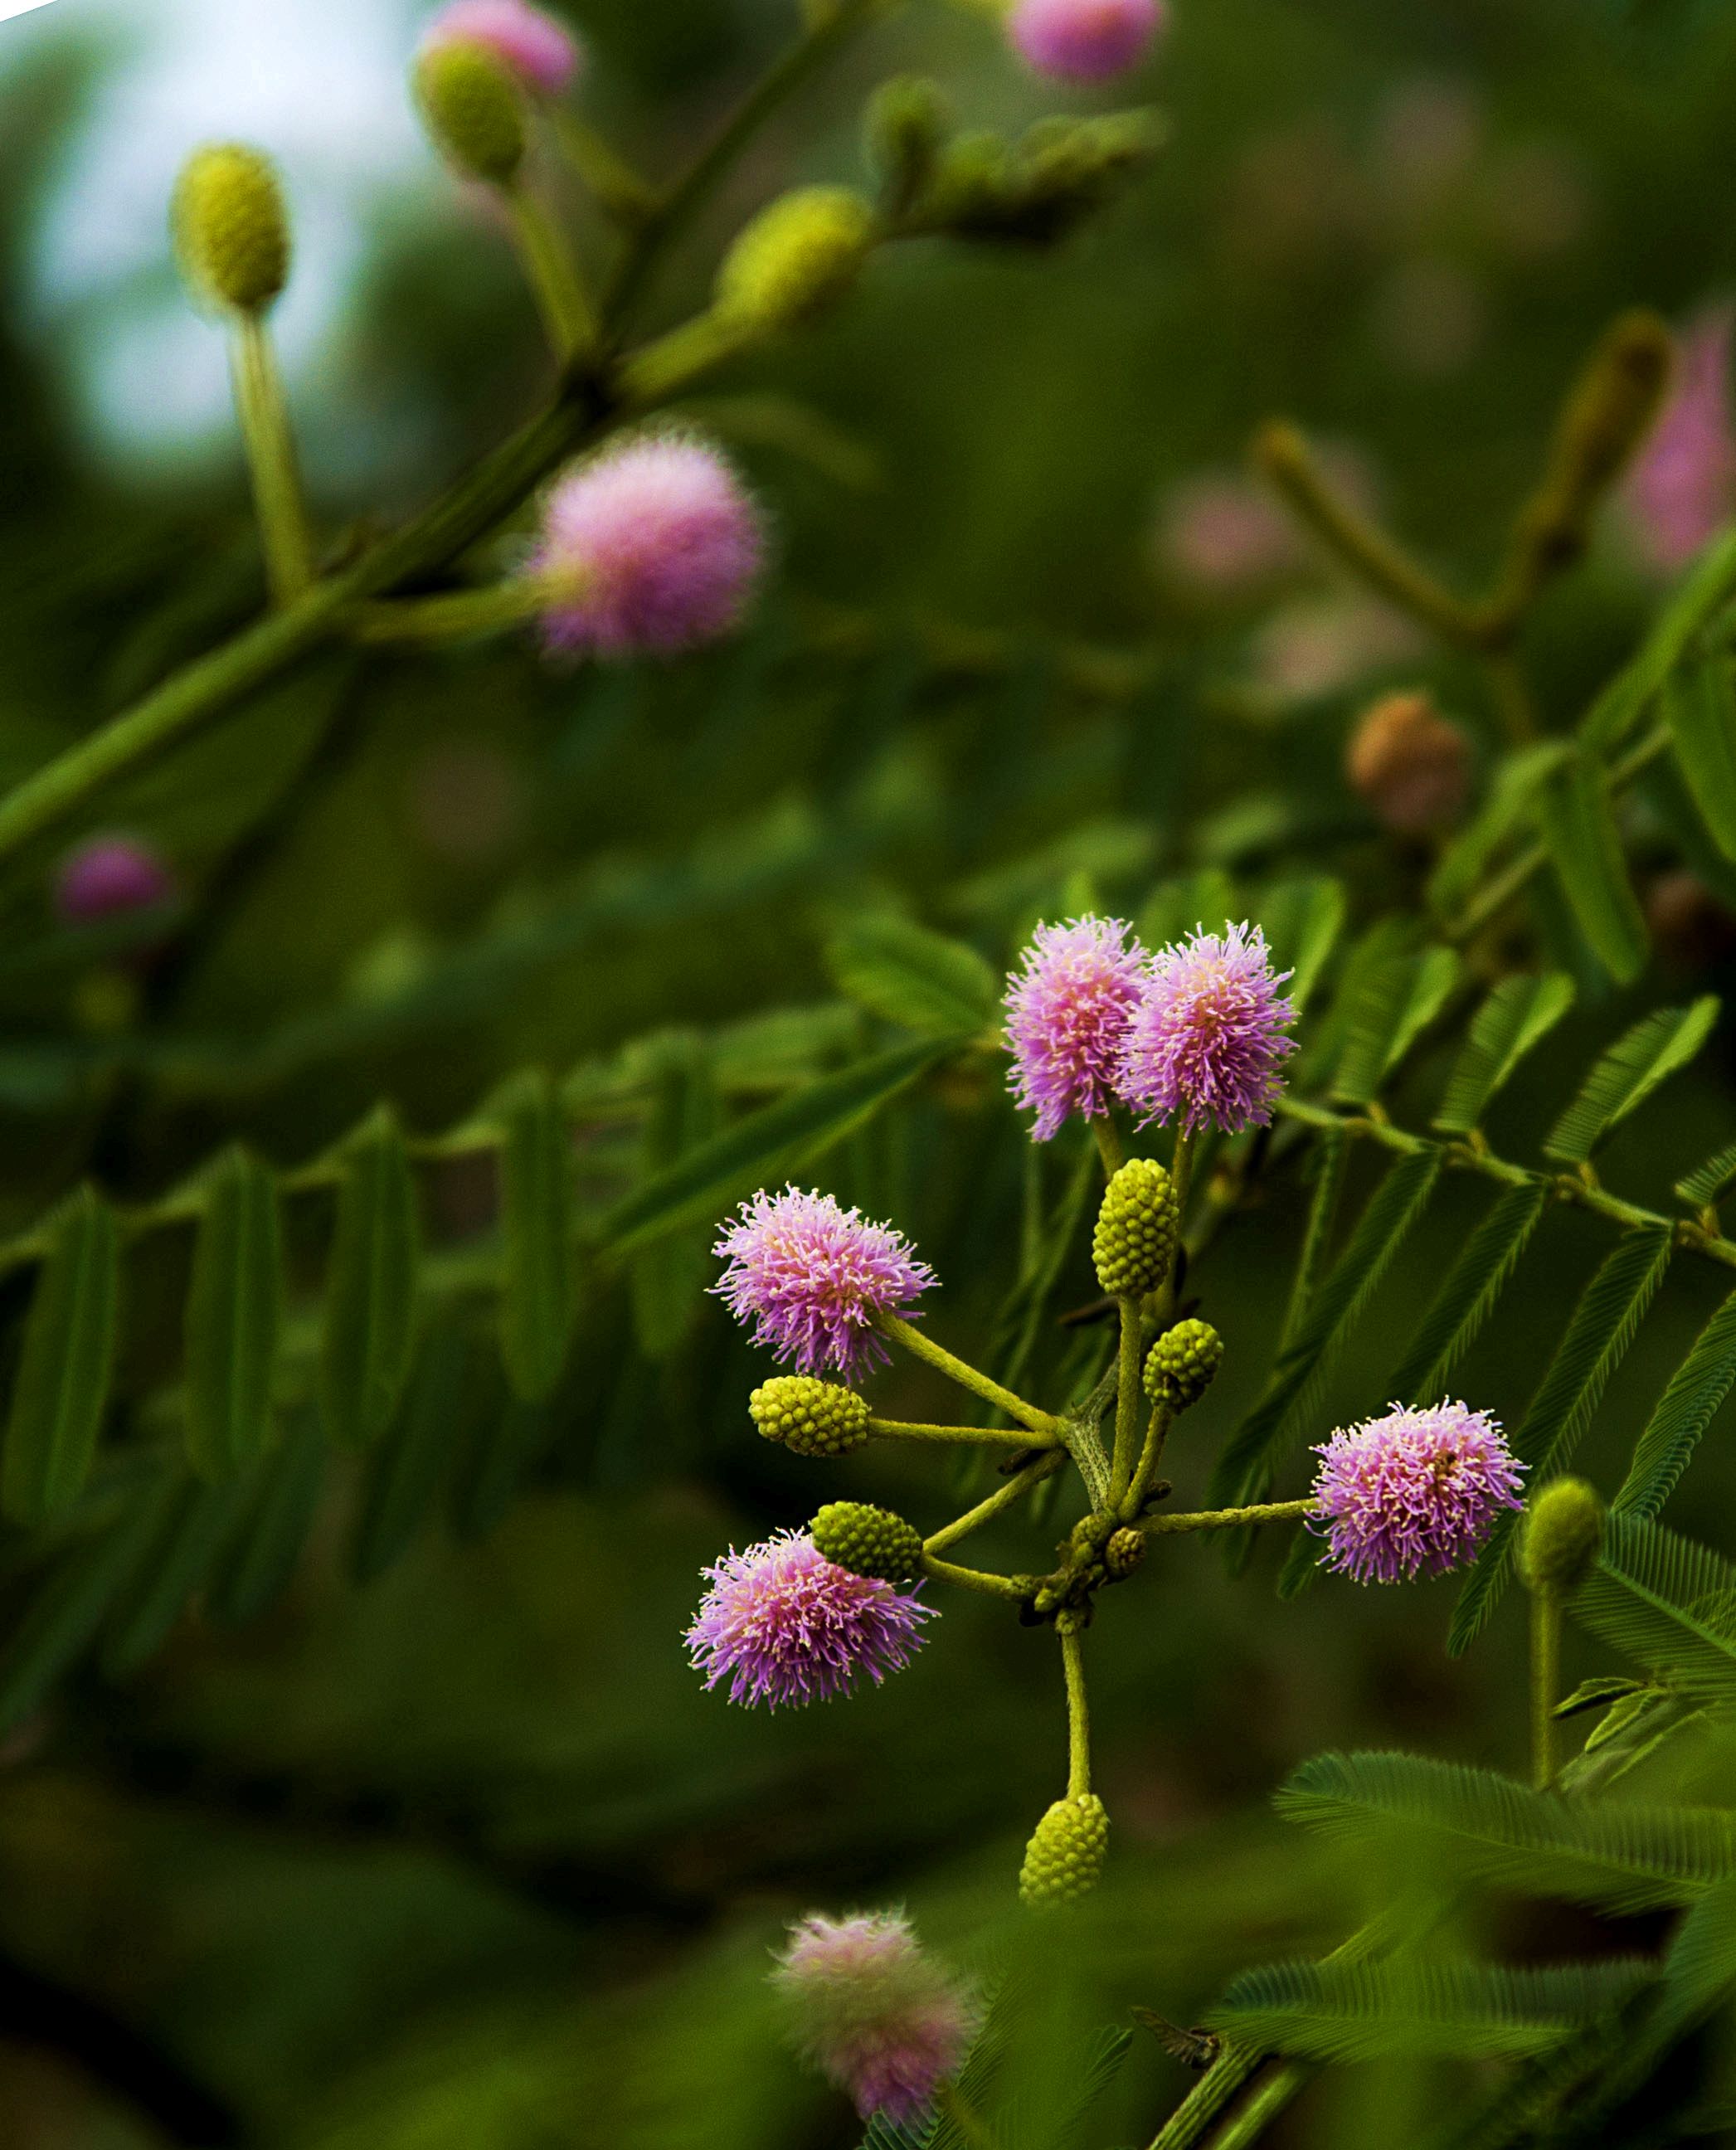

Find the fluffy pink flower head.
xmin=1310 ymin=1402 xmax=1526 ymax=1584
xmin=54 ymin=836 xmax=176 ymax=926
xmin=532 ymin=434 xmax=766 ymax=659
xmin=1117 ymin=922 xmax=1296 ymax=1135
xmin=686 ymin=1531 xmax=934 ymax=1710
xmin=1623 ymin=307 xmax=1736 ymax=576
xmin=712 ymin=1186 xmax=935 ymax=1379
xmin=421 ymin=0 xmax=582 ymax=96
xmin=1004 ymin=916 xmax=1147 ymax=1141
xmin=774 ymin=1909 xmax=978 ymax=2125
xmin=1009 ymin=0 xmax=1164 ymax=83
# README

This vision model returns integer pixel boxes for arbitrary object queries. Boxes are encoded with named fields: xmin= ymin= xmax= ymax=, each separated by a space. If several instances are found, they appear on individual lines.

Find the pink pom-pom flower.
xmin=1009 ymin=0 xmax=1165 ymax=84
xmin=712 ymin=1186 xmax=935 ymax=1380
xmin=1622 ymin=308 xmax=1736 ymax=577
xmin=532 ymin=434 xmax=766 ymax=660
xmin=773 ymin=1909 xmax=978 ymax=2125
xmin=686 ymin=1531 xmax=934 ymax=1710
xmin=1116 ymin=922 xmax=1297 ymax=1136
xmin=1310 ymin=1403 xmax=1526 ymax=1584
xmin=54 ymin=836 xmax=177 ymax=926
xmin=421 ymin=0 xmax=583 ymax=97
xmin=1004 ymin=916 xmax=1147 ymax=1141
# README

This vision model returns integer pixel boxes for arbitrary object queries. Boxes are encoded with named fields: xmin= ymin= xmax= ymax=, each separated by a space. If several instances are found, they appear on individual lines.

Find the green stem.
xmin=1203 ymin=2065 xmax=1309 ymax=2150
xmin=1532 ymin=1588 xmax=1561 ymax=1791
xmin=506 ymin=182 xmax=598 ymax=360
xmin=550 ymin=109 xmax=656 ymax=223
xmin=869 ymin=1417 xmax=1058 ymax=1447
xmin=348 ymin=582 xmax=552 ymax=645
xmin=1142 ymin=1500 xmax=1316 ymax=1538
xmin=231 ymin=314 xmax=314 ymax=604
xmin=1148 ymin=2045 xmax=1265 ymax=2150
xmin=921 ymin=1551 xmax=1029 ymax=1601
xmin=1092 ymin=1113 xmax=1126 ymax=1176
xmin=1111 ymin=1295 xmax=1143 ymax=1500
xmin=601 ymin=0 xmax=887 ymax=329
xmin=1169 ymin=1124 xmax=1197 ymax=1240
xmin=1062 ymin=1626 xmax=1092 ymax=1797
xmin=874 ymin=1313 xmax=1057 ymax=1436
xmin=922 ymin=1452 xmax=1065 ymax=1555
xmin=1124 ymin=1400 xmax=1172 ymax=1518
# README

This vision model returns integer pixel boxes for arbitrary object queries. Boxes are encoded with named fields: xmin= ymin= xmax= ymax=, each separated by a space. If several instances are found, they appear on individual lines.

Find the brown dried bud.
xmin=1646 ymin=869 xmax=1736 ymax=970
xmin=1105 ymin=1527 xmax=1146 ymax=1578
xmin=1345 ymin=691 xmax=1474 ymax=834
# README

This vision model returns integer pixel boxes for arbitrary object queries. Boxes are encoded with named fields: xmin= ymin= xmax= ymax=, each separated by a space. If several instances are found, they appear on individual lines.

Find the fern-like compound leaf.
xmin=1615 ymin=1286 xmax=1736 ymax=1521
xmin=1538 ymin=749 xmax=1648 ymax=985
xmin=1571 ymin=1513 xmax=1736 ymax=1703
xmin=1544 ymin=998 xmax=1720 ymax=1163
xmin=1432 ymin=974 xmax=1575 ymax=1136
xmin=1388 ymin=1179 xmax=1550 ymax=1404
xmin=1332 ymin=946 xmax=1461 ymax=1107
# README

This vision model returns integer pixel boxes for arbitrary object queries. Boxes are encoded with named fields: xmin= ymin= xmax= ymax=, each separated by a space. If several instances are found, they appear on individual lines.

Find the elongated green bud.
xmin=173 ymin=143 xmax=291 ymax=314
xmin=1019 ymin=1793 xmax=1109 ymax=1906
xmin=811 ymin=1500 xmax=924 ymax=1582
xmin=716 ymin=186 xmax=877 ymax=333
xmin=1521 ymin=1477 xmax=1605 ymax=1597
xmin=1142 ymin=1319 xmax=1223 ymax=1413
xmin=749 ymin=1375 xmax=870 ymax=1457
xmin=865 ymin=75 xmax=949 ymax=220
xmin=1093 ymin=1158 xmax=1179 ymax=1299
xmin=416 ymin=41 xmax=528 ymax=187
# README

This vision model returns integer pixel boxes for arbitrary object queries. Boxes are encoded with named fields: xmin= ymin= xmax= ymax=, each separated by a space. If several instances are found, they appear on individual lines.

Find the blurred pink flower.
xmin=1622 ymin=307 xmax=1736 ymax=576
xmin=55 ymin=835 xmax=176 ymax=925
xmin=1250 ymin=595 xmax=1423 ymax=703
xmin=1008 ymin=0 xmax=1164 ymax=83
xmin=1156 ymin=446 xmax=1381 ymax=598
xmin=421 ymin=0 xmax=582 ymax=97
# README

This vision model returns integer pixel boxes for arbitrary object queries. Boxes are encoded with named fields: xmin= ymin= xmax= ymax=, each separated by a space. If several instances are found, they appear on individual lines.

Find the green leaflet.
xmin=825 ymin=912 xmax=998 ymax=1036
xmin=1544 ymin=997 xmax=1721 ymax=1163
xmin=627 ymin=1034 xmax=724 ymax=1361
xmin=1253 ymin=876 xmax=1345 ymax=1014
xmin=1432 ymin=974 xmax=1576 ymax=1136
xmin=319 ymin=1107 xmax=421 ymax=1450
xmin=1615 ymin=1286 xmax=1736 ymax=1520
xmin=498 ymin=1070 xmax=578 ymax=1403
xmin=185 ymin=1146 xmax=285 ymax=1481
xmin=353 ymin=1329 xmax=473 ymax=1583
xmin=1277 ymin=1750 xmax=1736 ymax=1912
xmin=1388 ymin=1180 xmax=1550 ymax=1404
xmin=1655 ymin=1870 xmax=1736 ymax=2044
xmin=600 ymin=1035 xmax=958 ymax=1254
xmin=1279 ymin=1122 xmax=1349 ymax=1352
xmin=1676 ymin=1136 xmax=1736 ymax=1210
xmin=1212 ymin=1145 xmax=1443 ymax=1507
xmin=1581 ymin=525 xmax=1736 ymax=757
xmin=1665 ymin=654 xmax=1736 ymax=862
xmin=1428 ymin=742 xmax=1569 ymax=925
xmin=2 ymin=1185 xmax=120 ymax=1524
xmin=1537 ymin=749 xmax=1648 ymax=985
xmin=1332 ymin=946 xmax=1461 ymax=1107
xmin=102 ymin=1471 xmax=254 ymax=1674
xmin=1449 ymin=1225 xmax=1673 ymax=1655
xmin=1571 ymin=1513 xmax=1736 ymax=1704
xmin=207 ymin=1409 xmax=327 ymax=1626
xmin=1208 ymin=1957 xmax=1652 ymax=2065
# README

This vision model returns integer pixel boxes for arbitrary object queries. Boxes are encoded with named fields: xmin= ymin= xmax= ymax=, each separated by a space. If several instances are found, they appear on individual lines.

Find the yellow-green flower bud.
xmin=1521 ymin=1477 xmax=1605 ymax=1598
xmin=1142 ymin=1319 xmax=1223 ymax=1413
xmin=1104 ymin=1526 xmax=1146 ymax=1579
xmin=865 ymin=75 xmax=949 ymax=219
xmin=749 ymin=1375 xmax=870 ymax=1458
xmin=1019 ymin=1792 xmax=1109 ymax=1907
xmin=811 ymin=1500 xmax=924 ymax=1582
xmin=715 ymin=186 xmax=877 ymax=334
xmin=1092 ymin=1157 xmax=1179 ymax=1299
xmin=416 ymin=41 xmax=528 ymax=187
xmin=173 ymin=143 xmax=291 ymax=315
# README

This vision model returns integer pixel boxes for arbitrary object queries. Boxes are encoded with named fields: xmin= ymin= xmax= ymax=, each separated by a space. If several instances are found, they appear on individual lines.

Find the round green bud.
xmin=1092 ymin=1158 xmax=1179 ymax=1300
xmin=748 ymin=1375 xmax=870 ymax=1458
xmin=1142 ymin=1319 xmax=1223 ymax=1413
xmin=1521 ymin=1477 xmax=1605 ymax=1598
xmin=811 ymin=1500 xmax=924 ymax=1582
xmin=715 ymin=186 xmax=877 ymax=334
xmin=416 ymin=41 xmax=528 ymax=187
xmin=1104 ymin=1526 xmax=1146 ymax=1580
xmin=173 ymin=143 xmax=291 ymax=314
xmin=864 ymin=75 xmax=949 ymax=217
xmin=1019 ymin=1793 xmax=1109 ymax=1907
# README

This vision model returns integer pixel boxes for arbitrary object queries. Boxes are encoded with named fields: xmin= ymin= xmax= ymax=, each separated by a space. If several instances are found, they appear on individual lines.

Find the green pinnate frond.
xmin=1276 ymin=1749 xmax=1736 ymax=1912
xmin=1432 ymin=973 xmax=1576 ymax=1136
xmin=1544 ymin=998 xmax=1720 ymax=1163
xmin=1614 ymin=1286 xmax=1736 ymax=1521
xmin=1428 ymin=742 xmax=1568 ymax=925
xmin=1655 ymin=1869 xmax=1736 ymax=2043
xmin=1537 ymin=748 xmax=1647 ymax=984
xmin=1676 ymin=1136 xmax=1736 ymax=1210
xmin=1212 ymin=1144 xmax=1443 ymax=1507
xmin=1570 ymin=1513 xmax=1736 ymax=1702
xmin=1664 ymin=654 xmax=1736 ymax=863
xmin=1208 ymin=1955 xmax=1653 ymax=2064
xmin=1449 ymin=1224 xmax=1672 ymax=1654
xmin=1388 ymin=1179 xmax=1550 ymax=1405
xmin=1332 ymin=945 xmax=1461 ymax=1107
xmin=826 ymin=912 xmax=999 ymax=1037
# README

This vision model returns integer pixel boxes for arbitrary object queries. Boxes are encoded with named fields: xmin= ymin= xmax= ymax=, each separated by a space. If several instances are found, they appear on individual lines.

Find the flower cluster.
xmin=684 ymin=1530 xmax=933 ymax=1708
xmin=1310 ymin=1403 xmax=1527 ymax=1583
xmin=773 ymin=1909 xmax=977 ymax=2125
xmin=1004 ymin=914 xmax=1296 ymax=1140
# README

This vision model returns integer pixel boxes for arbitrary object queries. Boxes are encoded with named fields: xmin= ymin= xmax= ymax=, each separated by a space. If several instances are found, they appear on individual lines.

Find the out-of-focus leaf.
xmin=1538 ymin=750 xmax=1647 ymax=984
xmin=827 ymin=913 xmax=999 ymax=1037
xmin=319 ymin=1107 xmax=421 ymax=1450
xmin=1665 ymin=654 xmax=1736 ymax=860
xmin=1388 ymin=1178 xmax=1550 ymax=1403
xmin=207 ymin=1408 xmax=327 ymax=1625
xmin=2 ymin=1185 xmax=120 ymax=1524
xmin=1254 ymin=876 xmax=1345 ymax=1012
xmin=498 ymin=1071 xmax=578 ymax=1403
xmin=102 ymin=1472 xmax=253 ymax=1674
xmin=185 ymin=1147 xmax=284 ymax=1481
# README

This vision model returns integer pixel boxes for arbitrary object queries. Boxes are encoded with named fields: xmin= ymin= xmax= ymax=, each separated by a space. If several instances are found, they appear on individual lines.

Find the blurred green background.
xmin=2 ymin=0 xmax=1736 ymax=2144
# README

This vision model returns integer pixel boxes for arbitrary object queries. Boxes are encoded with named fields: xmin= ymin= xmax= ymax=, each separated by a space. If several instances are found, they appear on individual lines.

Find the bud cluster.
xmin=1143 ymin=1318 xmax=1223 ymax=1413
xmin=1093 ymin=1157 xmax=1179 ymax=1298
xmin=716 ymin=186 xmax=878 ymax=335
xmin=811 ymin=1501 xmax=924 ymax=1583
xmin=173 ymin=144 xmax=291 ymax=315
xmin=1521 ymin=1477 xmax=1606 ymax=1598
xmin=1019 ymin=1793 xmax=1111 ymax=1906
xmin=750 ymin=1374 xmax=871 ymax=1457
